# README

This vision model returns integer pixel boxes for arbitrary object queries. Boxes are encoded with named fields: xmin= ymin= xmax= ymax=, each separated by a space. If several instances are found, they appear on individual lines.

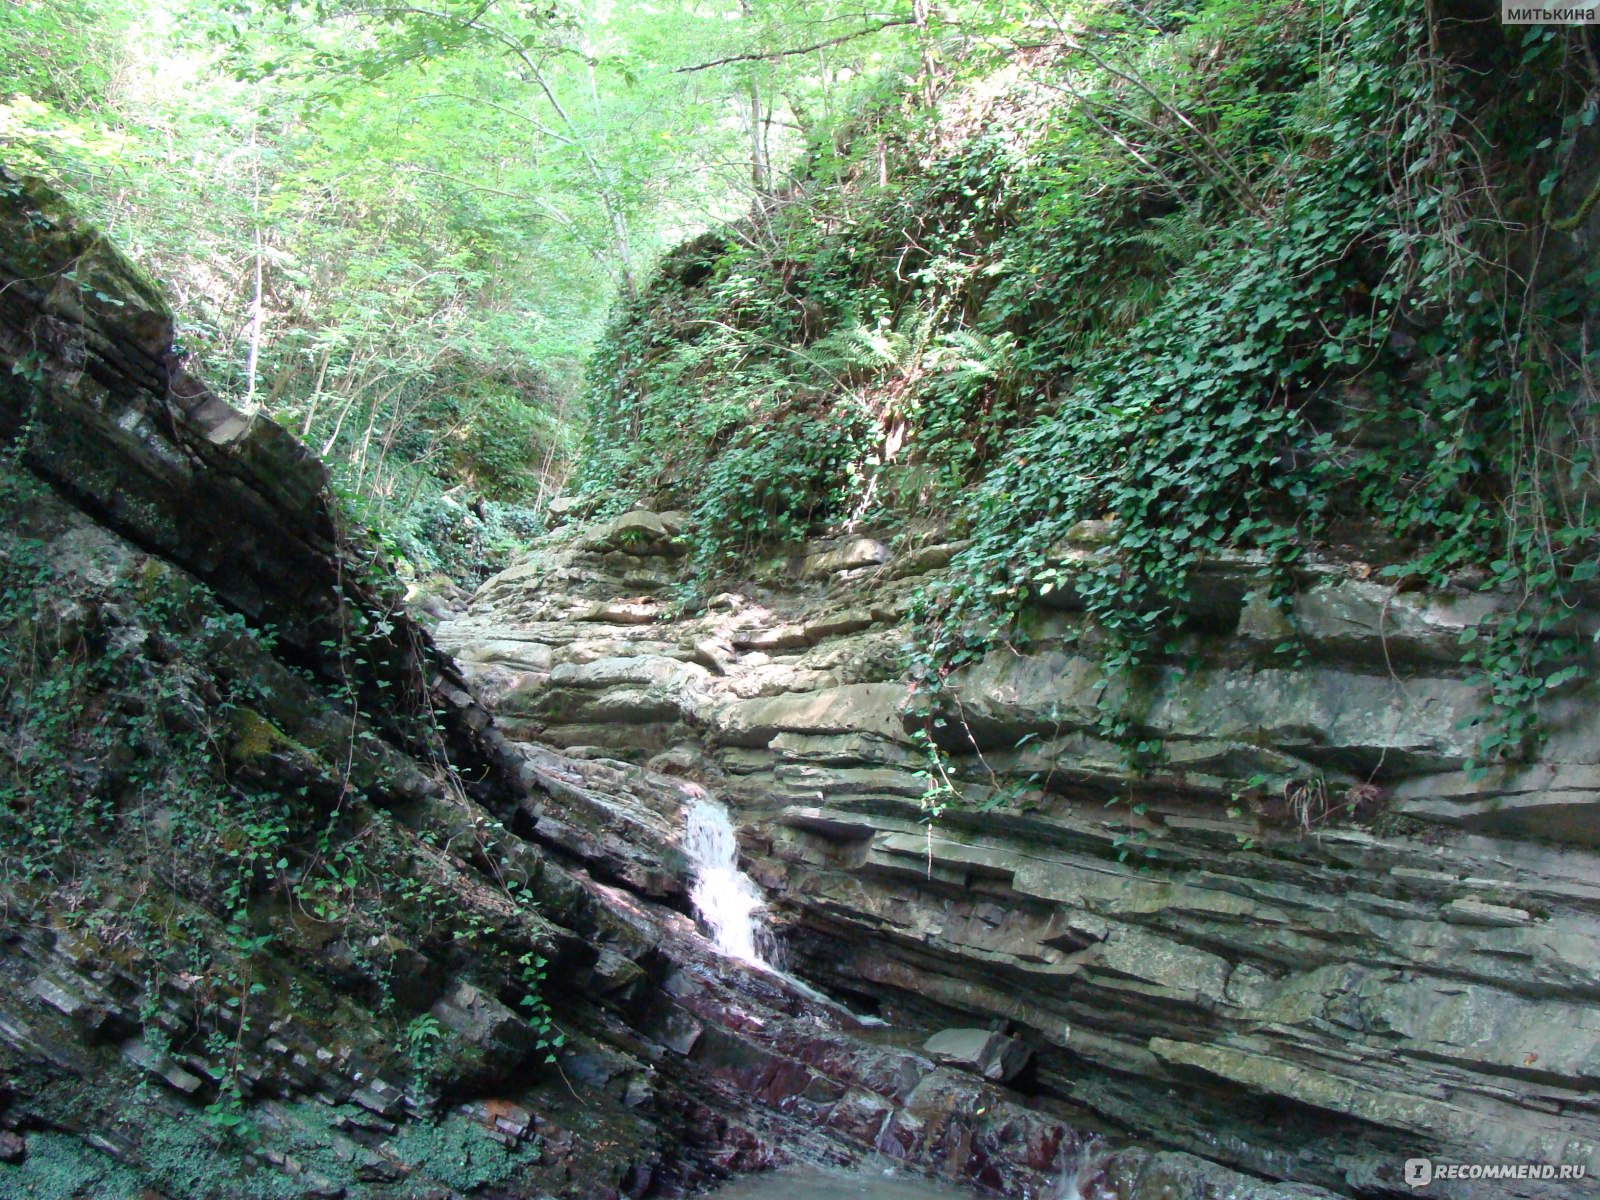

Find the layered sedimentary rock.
xmin=0 ymin=166 xmax=678 ymax=1199
xmin=0 ymin=174 xmax=1324 ymax=1200
xmin=7 ymin=157 xmax=1595 ymax=1200
xmin=441 ymin=506 xmax=1600 ymax=1199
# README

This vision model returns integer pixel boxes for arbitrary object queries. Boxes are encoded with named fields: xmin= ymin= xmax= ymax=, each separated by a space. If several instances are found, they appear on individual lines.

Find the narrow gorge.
xmin=4 ymin=1 xmax=1600 ymax=1198
xmin=0 ymin=169 xmax=1343 ymax=1200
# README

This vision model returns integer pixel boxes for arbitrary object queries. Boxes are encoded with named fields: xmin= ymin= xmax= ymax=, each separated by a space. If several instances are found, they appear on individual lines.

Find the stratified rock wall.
xmin=0 ymin=166 xmax=681 ymax=1199
xmin=0 ymin=171 xmax=1325 ymax=1200
xmin=443 ymin=507 xmax=1600 ymax=1199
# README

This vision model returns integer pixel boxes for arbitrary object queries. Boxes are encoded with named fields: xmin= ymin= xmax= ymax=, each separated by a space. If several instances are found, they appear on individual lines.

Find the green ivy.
xmin=578 ymin=0 xmax=1598 ymax=792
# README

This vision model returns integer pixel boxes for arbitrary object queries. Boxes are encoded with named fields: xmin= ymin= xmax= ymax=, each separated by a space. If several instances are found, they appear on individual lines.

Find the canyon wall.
xmin=440 ymin=506 xmax=1600 ymax=1200
xmin=0 ymin=172 xmax=1334 ymax=1200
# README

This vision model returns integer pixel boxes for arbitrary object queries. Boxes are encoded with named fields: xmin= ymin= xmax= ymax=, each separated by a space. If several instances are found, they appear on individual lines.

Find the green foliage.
xmin=925 ymin=4 xmax=1596 ymax=777
xmin=403 ymin=1011 xmax=445 ymax=1077
xmin=1 ymin=0 xmax=969 ymax=578
xmin=582 ymin=0 xmax=1600 ymax=786
xmin=693 ymin=406 xmax=874 ymax=569
xmin=7 ymin=1101 xmax=544 ymax=1199
xmin=344 ymin=484 xmax=546 ymax=587
xmin=7 ymin=0 xmax=1597 ymax=795
xmin=517 ymin=950 xmax=565 ymax=1064
xmin=387 ymin=1112 xmax=541 ymax=1193
xmin=0 ymin=0 xmax=134 ymax=109
xmin=5 ymin=1132 xmax=150 ymax=1200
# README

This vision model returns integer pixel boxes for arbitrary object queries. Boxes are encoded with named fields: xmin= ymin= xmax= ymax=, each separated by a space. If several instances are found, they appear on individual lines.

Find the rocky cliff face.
xmin=0 ymin=175 xmax=1337 ymax=1200
xmin=0 ymin=166 xmax=682 ymax=1199
xmin=440 ymin=507 xmax=1600 ymax=1199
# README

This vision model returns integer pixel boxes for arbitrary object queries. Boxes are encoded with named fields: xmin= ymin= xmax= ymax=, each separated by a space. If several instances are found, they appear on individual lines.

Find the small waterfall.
xmin=683 ymin=796 xmax=777 ymax=966
xmin=1054 ymin=1139 xmax=1102 ymax=1200
xmin=680 ymin=795 xmax=886 ymax=1025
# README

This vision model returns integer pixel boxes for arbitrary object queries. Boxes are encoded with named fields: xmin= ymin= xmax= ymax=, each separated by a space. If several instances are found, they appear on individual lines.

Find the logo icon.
xmin=1405 ymin=1159 xmax=1434 ymax=1188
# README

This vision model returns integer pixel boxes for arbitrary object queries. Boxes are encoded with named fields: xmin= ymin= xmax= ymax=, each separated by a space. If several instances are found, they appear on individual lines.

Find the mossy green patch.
xmin=227 ymin=707 xmax=325 ymax=777
xmin=390 ymin=1112 xmax=541 ymax=1194
xmin=5 ymin=1132 xmax=148 ymax=1200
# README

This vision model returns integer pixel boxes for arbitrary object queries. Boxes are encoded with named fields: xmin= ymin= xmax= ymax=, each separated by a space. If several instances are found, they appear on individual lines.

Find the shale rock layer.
xmin=441 ymin=507 xmax=1600 ymax=1200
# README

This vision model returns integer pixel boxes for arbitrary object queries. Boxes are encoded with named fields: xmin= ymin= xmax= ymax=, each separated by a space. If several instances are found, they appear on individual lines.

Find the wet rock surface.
xmin=442 ymin=508 xmax=1600 ymax=1199
xmin=921 ymin=1030 xmax=1032 ymax=1084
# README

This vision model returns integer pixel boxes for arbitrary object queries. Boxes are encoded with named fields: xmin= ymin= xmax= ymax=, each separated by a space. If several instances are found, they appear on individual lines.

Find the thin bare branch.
xmin=674 ymin=18 xmax=916 ymax=73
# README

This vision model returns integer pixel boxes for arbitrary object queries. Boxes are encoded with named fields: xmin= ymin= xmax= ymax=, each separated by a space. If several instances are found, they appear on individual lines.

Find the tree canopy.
xmin=1 ymin=0 xmax=969 ymax=576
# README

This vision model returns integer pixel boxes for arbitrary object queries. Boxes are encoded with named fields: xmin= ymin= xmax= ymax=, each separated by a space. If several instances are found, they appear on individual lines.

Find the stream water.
xmin=680 ymin=809 xmax=964 ymax=1200
xmin=681 ymin=797 xmax=1090 ymax=1199
xmin=706 ymin=1166 xmax=984 ymax=1198
xmin=706 ymin=1157 xmax=1093 ymax=1199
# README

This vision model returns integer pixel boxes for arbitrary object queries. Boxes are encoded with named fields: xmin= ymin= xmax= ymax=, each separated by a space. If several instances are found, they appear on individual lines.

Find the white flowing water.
xmin=684 ymin=795 xmax=777 ymax=966
xmin=681 ymin=794 xmax=890 ymax=1026
xmin=1054 ymin=1140 xmax=1102 ymax=1200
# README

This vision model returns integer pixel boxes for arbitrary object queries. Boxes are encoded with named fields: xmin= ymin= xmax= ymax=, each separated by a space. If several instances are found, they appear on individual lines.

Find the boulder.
xmin=586 ymin=511 xmax=686 ymax=557
xmin=921 ymin=1028 xmax=1032 ymax=1082
xmin=430 ymin=979 xmax=538 ymax=1059
xmin=716 ymin=683 xmax=908 ymax=747
xmin=121 ymin=1038 xmax=206 ymax=1095
xmin=802 ymin=538 xmax=890 ymax=580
